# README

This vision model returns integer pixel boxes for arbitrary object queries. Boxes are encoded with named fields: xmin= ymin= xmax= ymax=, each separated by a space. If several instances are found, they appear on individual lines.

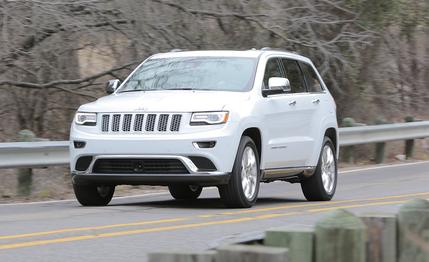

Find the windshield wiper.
xmin=163 ymin=88 xmax=194 ymax=90
xmin=119 ymin=89 xmax=144 ymax=93
xmin=120 ymin=88 xmax=209 ymax=92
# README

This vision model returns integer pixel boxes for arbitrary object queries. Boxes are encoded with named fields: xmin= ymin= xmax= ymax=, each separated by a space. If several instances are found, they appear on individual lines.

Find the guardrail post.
xmin=264 ymin=226 xmax=313 ymax=262
xmin=16 ymin=130 xmax=36 ymax=196
xmin=360 ymin=213 xmax=397 ymax=262
xmin=341 ymin=118 xmax=356 ymax=163
xmin=148 ymin=250 xmax=216 ymax=262
xmin=216 ymin=244 xmax=289 ymax=262
xmin=315 ymin=209 xmax=366 ymax=262
xmin=374 ymin=119 xmax=387 ymax=164
xmin=404 ymin=116 xmax=415 ymax=159
xmin=398 ymin=199 xmax=429 ymax=262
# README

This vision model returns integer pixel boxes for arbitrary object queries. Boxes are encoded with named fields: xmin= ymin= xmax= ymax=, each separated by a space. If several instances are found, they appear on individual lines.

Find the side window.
xmin=263 ymin=58 xmax=283 ymax=89
xmin=281 ymin=59 xmax=306 ymax=93
xmin=300 ymin=62 xmax=323 ymax=92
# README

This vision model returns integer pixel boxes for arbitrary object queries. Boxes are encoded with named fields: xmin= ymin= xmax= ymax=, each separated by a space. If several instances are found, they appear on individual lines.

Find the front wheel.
xmin=219 ymin=136 xmax=260 ymax=208
xmin=301 ymin=137 xmax=337 ymax=201
xmin=73 ymin=184 xmax=115 ymax=206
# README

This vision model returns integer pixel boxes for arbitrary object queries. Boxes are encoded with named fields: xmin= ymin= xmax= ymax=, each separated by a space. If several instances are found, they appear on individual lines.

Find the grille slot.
xmin=102 ymin=115 xmax=110 ymax=132
xmin=134 ymin=114 xmax=144 ymax=131
xmin=122 ymin=114 xmax=132 ymax=131
xmin=170 ymin=114 xmax=182 ymax=131
xmin=158 ymin=114 xmax=169 ymax=131
xmin=92 ymin=158 xmax=189 ymax=174
xmin=100 ymin=113 xmax=182 ymax=133
xmin=112 ymin=114 xmax=121 ymax=132
xmin=145 ymin=114 xmax=157 ymax=131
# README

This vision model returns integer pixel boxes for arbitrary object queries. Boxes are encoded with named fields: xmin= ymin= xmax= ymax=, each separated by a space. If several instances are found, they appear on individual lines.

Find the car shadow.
xmin=110 ymin=197 xmax=307 ymax=210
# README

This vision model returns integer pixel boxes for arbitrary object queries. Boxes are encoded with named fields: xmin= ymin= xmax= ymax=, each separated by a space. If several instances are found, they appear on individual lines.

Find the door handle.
xmin=312 ymin=99 xmax=320 ymax=104
xmin=289 ymin=100 xmax=297 ymax=106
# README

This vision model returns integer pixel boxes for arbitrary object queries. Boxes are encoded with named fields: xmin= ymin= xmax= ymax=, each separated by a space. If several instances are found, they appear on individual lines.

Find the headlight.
xmin=190 ymin=111 xmax=229 ymax=125
xmin=75 ymin=112 xmax=97 ymax=126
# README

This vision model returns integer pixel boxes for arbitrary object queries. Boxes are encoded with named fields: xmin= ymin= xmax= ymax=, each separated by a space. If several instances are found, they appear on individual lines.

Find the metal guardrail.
xmin=0 ymin=141 xmax=69 ymax=168
xmin=339 ymin=121 xmax=429 ymax=146
xmin=0 ymin=121 xmax=428 ymax=169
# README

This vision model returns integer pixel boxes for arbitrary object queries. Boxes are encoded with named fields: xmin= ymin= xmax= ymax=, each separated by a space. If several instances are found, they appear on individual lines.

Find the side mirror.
xmin=263 ymin=77 xmax=291 ymax=97
xmin=269 ymin=77 xmax=291 ymax=92
xmin=105 ymin=79 xmax=121 ymax=94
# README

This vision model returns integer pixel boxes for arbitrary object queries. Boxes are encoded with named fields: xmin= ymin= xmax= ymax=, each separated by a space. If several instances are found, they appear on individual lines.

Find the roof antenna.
xmin=170 ymin=49 xmax=184 ymax=52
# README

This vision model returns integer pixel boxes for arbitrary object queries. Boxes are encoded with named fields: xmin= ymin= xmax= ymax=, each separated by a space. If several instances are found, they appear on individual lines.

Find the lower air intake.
xmin=92 ymin=159 xmax=189 ymax=174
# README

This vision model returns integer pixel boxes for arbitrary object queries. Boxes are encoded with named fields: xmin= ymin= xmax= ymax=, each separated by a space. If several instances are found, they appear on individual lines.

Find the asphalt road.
xmin=1 ymin=161 xmax=429 ymax=262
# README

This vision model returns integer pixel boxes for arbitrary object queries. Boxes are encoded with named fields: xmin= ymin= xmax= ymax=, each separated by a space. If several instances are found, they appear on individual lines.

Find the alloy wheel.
xmin=241 ymin=146 xmax=258 ymax=200
xmin=321 ymin=145 xmax=336 ymax=194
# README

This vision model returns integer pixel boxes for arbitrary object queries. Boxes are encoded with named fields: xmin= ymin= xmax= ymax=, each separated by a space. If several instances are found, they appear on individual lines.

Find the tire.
xmin=168 ymin=185 xmax=202 ymax=200
xmin=301 ymin=137 xmax=337 ymax=201
xmin=73 ymin=184 xmax=115 ymax=206
xmin=219 ymin=136 xmax=260 ymax=208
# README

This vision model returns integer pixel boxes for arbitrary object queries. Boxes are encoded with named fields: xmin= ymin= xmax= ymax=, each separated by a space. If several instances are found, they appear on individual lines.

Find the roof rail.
xmin=260 ymin=47 xmax=297 ymax=54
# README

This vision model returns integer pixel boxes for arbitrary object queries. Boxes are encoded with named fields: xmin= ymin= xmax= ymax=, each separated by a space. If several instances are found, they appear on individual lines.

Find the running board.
xmin=261 ymin=166 xmax=315 ymax=182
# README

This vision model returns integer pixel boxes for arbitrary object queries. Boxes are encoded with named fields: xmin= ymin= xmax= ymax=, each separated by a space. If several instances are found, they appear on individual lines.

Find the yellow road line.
xmin=198 ymin=214 xmax=216 ymax=218
xmin=219 ymin=191 xmax=429 ymax=215
xmin=1 ymin=195 xmax=425 ymax=250
xmin=0 ymin=212 xmax=300 ymax=250
xmin=1 ymin=191 xmax=428 ymax=243
xmin=0 ymin=218 xmax=187 ymax=240
xmin=308 ymin=200 xmax=408 ymax=212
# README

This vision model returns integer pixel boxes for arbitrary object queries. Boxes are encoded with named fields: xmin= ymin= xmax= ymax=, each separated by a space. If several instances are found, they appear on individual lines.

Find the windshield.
xmin=118 ymin=56 xmax=257 ymax=92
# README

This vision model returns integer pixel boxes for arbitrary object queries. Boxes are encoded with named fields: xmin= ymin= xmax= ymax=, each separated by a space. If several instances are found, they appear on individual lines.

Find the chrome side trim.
xmin=262 ymin=166 xmax=315 ymax=180
xmin=76 ymin=154 xmax=224 ymax=176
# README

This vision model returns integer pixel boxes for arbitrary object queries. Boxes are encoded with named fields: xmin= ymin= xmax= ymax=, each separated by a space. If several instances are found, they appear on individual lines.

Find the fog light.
xmin=75 ymin=156 xmax=93 ymax=171
xmin=193 ymin=141 xmax=216 ymax=149
xmin=74 ymin=141 xmax=86 ymax=149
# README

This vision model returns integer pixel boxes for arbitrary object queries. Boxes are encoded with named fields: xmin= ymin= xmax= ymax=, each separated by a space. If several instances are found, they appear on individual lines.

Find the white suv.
xmin=70 ymin=49 xmax=338 ymax=208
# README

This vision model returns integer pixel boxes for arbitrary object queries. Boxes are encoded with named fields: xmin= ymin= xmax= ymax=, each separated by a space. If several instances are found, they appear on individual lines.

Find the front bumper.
xmin=70 ymin=121 xmax=241 ymax=186
xmin=71 ymin=172 xmax=230 ymax=186
xmin=72 ymin=154 xmax=230 ymax=186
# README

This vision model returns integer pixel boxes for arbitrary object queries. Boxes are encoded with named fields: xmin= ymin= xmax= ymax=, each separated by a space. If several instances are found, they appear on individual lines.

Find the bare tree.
xmin=0 ymin=0 xmax=427 ymax=141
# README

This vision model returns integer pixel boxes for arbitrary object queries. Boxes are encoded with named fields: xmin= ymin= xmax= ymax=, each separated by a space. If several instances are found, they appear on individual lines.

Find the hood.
xmin=79 ymin=90 xmax=251 ymax=113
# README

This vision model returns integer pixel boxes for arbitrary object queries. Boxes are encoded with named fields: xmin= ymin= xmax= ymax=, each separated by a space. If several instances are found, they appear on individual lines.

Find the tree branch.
xmin=0 ymin=61 xmax=139 ymax=89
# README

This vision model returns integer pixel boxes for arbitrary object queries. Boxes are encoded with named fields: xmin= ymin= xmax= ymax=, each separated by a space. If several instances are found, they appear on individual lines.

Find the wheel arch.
xmin=242 ymin=127 xmax=262 ymax=162
xmin=323 ymin=127 xmax=339 ymax=161
xmin=324 ymin=128 xmax=337 ymax=152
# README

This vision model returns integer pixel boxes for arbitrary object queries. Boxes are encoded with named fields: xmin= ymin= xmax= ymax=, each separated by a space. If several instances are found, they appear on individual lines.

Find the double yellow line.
xmin=0 ymin=212 xmax=301 ymax=250
xmin=0 ymin=217 xmax=187 ymax=241
xmin=1 ymin=192 xmax=428 ymax=250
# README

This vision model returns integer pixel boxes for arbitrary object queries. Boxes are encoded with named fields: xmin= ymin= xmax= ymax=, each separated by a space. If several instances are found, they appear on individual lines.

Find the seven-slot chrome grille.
xmin=101 ymin=113 xmax=182 ymax=133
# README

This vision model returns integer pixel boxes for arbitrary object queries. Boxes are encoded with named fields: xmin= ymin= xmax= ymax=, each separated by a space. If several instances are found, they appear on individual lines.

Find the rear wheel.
xmin=219 ymin=136 xmax=260 ymax=208
xmin=301 ymin=137 xmax=337 ymax=201
xmin=73 ymin=184 xmax=115 ymax=206
xmin=168 ymin=185 xmax=202 ymax=200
